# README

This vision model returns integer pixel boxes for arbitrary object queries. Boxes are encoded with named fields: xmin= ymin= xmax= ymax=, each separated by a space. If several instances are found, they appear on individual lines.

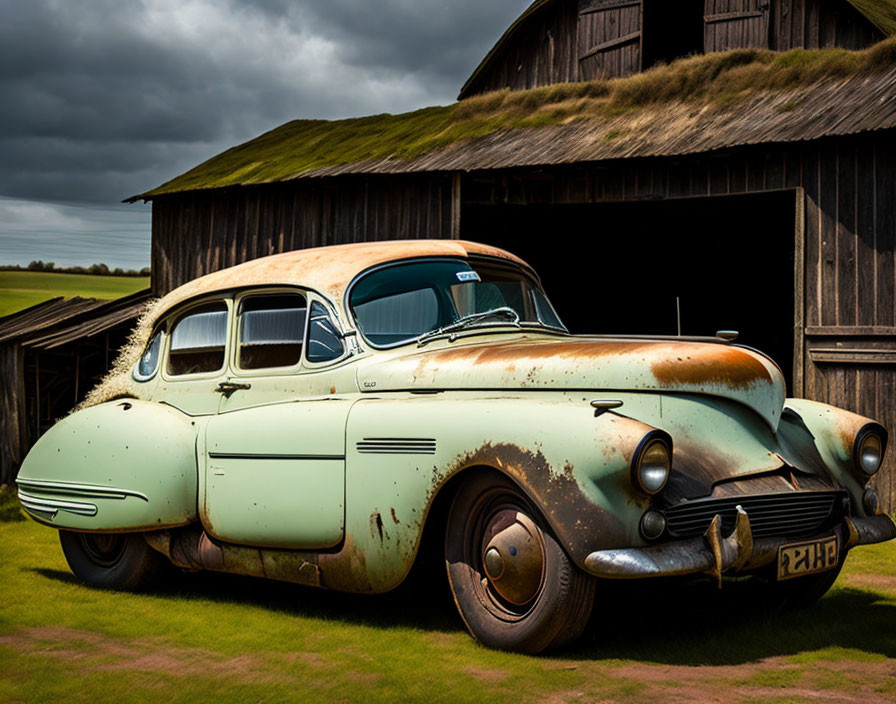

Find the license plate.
xmin=777 ymin=536 xmax=839 ymax=581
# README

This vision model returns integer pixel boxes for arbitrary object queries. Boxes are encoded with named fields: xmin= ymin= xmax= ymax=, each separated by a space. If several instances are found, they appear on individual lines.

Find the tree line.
xmin=0 ymin=261 xmax=150 ymax=277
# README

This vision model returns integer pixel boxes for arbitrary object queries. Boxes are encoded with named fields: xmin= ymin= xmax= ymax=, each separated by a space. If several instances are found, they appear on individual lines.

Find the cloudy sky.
xmin=0 ymin=0 xmax=530 ymax=269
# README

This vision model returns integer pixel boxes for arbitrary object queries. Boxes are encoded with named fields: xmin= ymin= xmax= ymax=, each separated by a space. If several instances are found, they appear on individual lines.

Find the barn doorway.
xmin=462 ymin=190 xmax=798 ymax=392
xmin=641 ymin=0 xmax=705 ymax=69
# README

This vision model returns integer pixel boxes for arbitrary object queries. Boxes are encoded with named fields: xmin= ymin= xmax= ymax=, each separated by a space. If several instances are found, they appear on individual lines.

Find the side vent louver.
xmin=357 ymin=438 xmax=437 ymax=455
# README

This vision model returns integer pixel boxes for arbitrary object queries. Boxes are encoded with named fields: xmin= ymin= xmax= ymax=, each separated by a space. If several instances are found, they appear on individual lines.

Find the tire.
xmin=766 ymin=560 xmax=844 ymax=610
xmin=444 ymin=473 xmax=596 ymax=653
xmin=59 ymin=530 xmax=169 ymax=591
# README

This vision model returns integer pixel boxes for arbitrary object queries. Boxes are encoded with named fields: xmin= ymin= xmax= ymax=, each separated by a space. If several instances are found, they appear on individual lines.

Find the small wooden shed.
xmin=0 ymin=292 xmax=150 ymax=484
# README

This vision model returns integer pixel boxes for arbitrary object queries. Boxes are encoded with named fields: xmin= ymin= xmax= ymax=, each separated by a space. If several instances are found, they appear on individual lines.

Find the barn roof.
xmin=0 ymin=290 xmax=152 ymax=349
xmin=129 ymin=39 xmax=896 ymax=202
xmin=458 ymin=0 xmax=896 ymax=99
xmin=846 ymin=0 xmax=896 ymax=36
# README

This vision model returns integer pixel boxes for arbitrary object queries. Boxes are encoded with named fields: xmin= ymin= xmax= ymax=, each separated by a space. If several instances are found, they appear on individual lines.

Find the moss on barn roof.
xmin=132 ymin=38 xmax=896 ymax=200
xmin=846 ymin=0 xmax=896 ymax=36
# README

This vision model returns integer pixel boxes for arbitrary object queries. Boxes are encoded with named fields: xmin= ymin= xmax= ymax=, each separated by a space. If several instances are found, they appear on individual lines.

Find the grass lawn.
xmin=0 ymin=491 xmax=894 ymax=704
xmin=0 ymin=271 xmax=150 ymax=317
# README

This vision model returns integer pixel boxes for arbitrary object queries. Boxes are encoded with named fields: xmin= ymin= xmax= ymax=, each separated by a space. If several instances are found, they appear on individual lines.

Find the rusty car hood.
xmin=358 ymin=336 xmax=787 ymax=430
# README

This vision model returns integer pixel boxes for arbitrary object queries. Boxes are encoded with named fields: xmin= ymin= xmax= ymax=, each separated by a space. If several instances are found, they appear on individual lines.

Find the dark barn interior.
xmin=463 ymin=192 xmax=797 ymax=390
xmin=641 ymin=0 xmax=705 ymax=69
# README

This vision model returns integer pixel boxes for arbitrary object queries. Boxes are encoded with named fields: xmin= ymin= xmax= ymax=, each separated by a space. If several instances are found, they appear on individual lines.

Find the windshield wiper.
xmin=417 ymin=307 xmax=521 ymax=346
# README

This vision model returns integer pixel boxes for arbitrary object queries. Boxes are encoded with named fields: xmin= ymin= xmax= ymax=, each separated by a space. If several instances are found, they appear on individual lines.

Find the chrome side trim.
xmin=16 ymin=479 xmax=149 ymax=502
xmin=208 ymin=453 xmax=345 ymax=461
xmin=18 ymin=491 xmax=98 ymax=518
xmin=356 ymin=438 xmax=437 ymax=455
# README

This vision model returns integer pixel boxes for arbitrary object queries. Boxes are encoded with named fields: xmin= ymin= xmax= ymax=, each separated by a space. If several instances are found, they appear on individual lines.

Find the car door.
xmin=202 ymin=290 xmax=354 ymax=550
xmin=152 ymin=298 xmax=233 ymax=416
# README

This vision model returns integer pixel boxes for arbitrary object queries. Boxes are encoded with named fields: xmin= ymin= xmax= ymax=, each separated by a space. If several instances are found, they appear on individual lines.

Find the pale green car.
xmin=17 ymin=240 xmax=895 ymax=653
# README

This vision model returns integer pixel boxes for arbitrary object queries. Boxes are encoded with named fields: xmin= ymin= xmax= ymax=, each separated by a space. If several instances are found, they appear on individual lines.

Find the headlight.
xmin=632 ymin=434 xmax=672 ymax=495
xmin=863 ymin=487 xmax=880 ymax=515
xmin=854 ymin=425 xmax=886 ymax=478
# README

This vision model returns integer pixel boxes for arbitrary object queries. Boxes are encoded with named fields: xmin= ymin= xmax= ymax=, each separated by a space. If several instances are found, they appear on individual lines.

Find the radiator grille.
xmin=664 ymin=492 xmax=840 ymax=539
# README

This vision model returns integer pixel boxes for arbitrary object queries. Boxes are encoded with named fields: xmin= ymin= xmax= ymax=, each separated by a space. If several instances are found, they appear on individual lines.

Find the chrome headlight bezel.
xmin=853 ymin=424 xmax=887 ymax=480
xmin=631 ymin=432 xmax=672 ymax=496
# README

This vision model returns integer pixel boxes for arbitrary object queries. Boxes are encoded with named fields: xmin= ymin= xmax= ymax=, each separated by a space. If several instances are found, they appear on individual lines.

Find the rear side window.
xmin=306 ymin=302 xmax=345 ymax=363
xmin=168 ymin=303 xmax=228 ymax=376
xmin=238 ymin=294 xmax=307 ymax=370
xmin=135 ymin=331 xmax=163 ymax=380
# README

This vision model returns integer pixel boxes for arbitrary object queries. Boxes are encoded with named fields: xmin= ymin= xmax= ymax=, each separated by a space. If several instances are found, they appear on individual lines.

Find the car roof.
xmin=154 ymin=239 xmax=532 ymax=321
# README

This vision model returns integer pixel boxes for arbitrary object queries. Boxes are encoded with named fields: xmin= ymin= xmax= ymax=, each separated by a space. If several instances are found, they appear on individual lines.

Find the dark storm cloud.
xmin=0 ymin=0 xmax=529 ymax=267
xmin=0 ymin=0 xmax=529 ymax=204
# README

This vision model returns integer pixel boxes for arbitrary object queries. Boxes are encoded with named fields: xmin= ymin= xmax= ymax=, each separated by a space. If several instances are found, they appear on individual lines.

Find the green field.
xmin=0 ymin=271 xmax=150 ymax=317
xmin=1 ymin=490 xmax=894 ymax=704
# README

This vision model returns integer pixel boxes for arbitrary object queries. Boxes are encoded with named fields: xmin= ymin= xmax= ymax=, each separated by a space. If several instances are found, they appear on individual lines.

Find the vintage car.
xmin=16 ymin=240 xmax=896 ymax=653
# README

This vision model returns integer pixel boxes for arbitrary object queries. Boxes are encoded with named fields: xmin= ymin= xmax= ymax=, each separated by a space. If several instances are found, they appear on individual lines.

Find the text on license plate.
xmin=777 ymin=535 xmax=839 ymax=581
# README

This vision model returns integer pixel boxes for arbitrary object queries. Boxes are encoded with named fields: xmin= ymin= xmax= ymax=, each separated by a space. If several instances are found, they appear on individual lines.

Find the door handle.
xmin=215 ymin=382 xmax=251 ymax=398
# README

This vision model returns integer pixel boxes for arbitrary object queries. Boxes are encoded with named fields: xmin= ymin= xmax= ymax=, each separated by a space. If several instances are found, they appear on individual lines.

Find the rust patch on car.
xmin=650 ymin=345 xmax=773 ymax=390
xmin=390 ymin=507 xmax=400 ymax=525
xmin=370 ymin=511 xmax=384 ymax=541
xmin=318 ymin=534 xmax=374 ymax=593
xmin=444 ymin=442 xmax=630 ymax=559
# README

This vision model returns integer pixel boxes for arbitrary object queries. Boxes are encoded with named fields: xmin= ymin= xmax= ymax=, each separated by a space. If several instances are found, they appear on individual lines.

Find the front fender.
xmin=16 ymin=400 xmax=199 ymax=532
xmin=337 ymin=395 xmax=657 ymax=592
xmin=779 ymin=398 xmax=886 ymax=516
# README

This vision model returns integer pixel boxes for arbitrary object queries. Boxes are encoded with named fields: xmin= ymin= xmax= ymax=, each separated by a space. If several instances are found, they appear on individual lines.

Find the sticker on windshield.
xmin=456 ymin=271 xmax=481 ymax=282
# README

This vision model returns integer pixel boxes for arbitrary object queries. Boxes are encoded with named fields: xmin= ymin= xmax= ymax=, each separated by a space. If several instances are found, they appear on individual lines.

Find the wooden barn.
xmin=3 ymin=1 xmax=896 ymax=511
xmin=459 ymin=0 xmax=896 ymax=97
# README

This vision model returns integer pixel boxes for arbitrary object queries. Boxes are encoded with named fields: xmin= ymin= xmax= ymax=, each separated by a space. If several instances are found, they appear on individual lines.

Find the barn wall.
xmin=152 ymin=173 xmax=456 ymax=295
xmin=578 ymin=0 xmax=642 ymax=81
xmin=463 ymin=1 xmax=579 ymax=96
xmin=704 ymin=0 xmax=771 ymax=51
xmin=0 ymin=344 xmax=26 ymax=485
xmin=771 ymin=0 xmax=885 ymax=50
xmin=462 ymin=130 xmax=896 ymax=510
xmin=462 ymin=0 xmax=884 ymax=99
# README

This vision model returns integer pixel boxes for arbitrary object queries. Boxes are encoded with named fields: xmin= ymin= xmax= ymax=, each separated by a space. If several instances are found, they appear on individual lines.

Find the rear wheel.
xmin=59 ymin=530 xmax=169 ymax=591
xmin=444 ymin=474 xmax=596 ymax=653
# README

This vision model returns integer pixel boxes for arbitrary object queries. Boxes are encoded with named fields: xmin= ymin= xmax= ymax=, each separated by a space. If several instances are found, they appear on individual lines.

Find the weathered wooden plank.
xmin=819 ymin=145 xmax=838 ymax=325
xmin=803 ymin=149 xmax=821 ymax=328
xmin=856 ymin=142 xmax=876 ymax=326
xmin=837 ymin=143 xmax=858 ymax=326
xmin=875 ymin=140 xmax=896 ymax=326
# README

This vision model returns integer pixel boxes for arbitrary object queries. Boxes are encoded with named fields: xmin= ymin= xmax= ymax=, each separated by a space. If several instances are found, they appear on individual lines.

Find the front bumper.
xmin=583 ymin=512 xmax=896 ymax=582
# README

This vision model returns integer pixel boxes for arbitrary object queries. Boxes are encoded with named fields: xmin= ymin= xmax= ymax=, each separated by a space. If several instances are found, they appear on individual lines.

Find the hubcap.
xmin=80 ymin=533 xmax=126 ymax=567
xmin=481 ymin=509 xmax=545 ymax=606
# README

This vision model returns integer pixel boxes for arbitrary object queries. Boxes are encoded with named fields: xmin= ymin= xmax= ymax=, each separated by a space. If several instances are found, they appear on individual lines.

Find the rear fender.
xmin=16 ymin=400 xmax=199 ymax=532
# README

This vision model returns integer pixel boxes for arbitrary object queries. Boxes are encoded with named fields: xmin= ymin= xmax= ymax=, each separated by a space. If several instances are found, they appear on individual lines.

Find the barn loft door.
xmin=704 ymin=0 xmax=771 ymax=52
xmin=577 ymin=0 xmax=643 ymax=81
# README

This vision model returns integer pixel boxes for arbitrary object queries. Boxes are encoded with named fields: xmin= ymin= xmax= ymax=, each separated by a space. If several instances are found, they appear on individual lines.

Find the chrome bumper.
xmin=583 ymin=512 xmax=896 ymax=581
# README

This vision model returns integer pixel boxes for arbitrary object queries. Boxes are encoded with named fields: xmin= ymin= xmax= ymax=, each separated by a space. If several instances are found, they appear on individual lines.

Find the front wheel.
xmin=444 ymin=474 xmax=596 ymax=653
xmin=59 ymin=530 xmax=169 ymax=591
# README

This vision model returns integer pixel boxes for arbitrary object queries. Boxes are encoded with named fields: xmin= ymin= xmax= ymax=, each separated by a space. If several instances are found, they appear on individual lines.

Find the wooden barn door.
xmin=704 ymin=0 xmax=771 ymax=52
xmin=577 ymin=0 xmax=643 ymax=81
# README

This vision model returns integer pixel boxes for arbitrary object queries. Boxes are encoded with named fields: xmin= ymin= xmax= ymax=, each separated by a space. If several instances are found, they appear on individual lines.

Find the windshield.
xmin=349 ymin=258 xmax=565 ymax=347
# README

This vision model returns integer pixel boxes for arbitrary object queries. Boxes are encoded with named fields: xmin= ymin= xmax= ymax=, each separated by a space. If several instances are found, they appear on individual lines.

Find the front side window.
xmin=135 ymin=330 xmax=163 ymax=380
xmin=168 ymin=302 xmax=228 ymax=376
xmin=238 ymin=294 xmax=307 ymax=370
xmin=349 ymin=258 xmax=566 ymax=347
xmin=306 ymin=302 xmax=345 ymax=363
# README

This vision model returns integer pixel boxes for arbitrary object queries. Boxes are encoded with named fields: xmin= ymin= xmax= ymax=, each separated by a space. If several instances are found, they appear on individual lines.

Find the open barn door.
xmin=704 ymin=0 xmax=771 ymax=52
xmin=577 ymin=0 xmax=643 ymax=80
